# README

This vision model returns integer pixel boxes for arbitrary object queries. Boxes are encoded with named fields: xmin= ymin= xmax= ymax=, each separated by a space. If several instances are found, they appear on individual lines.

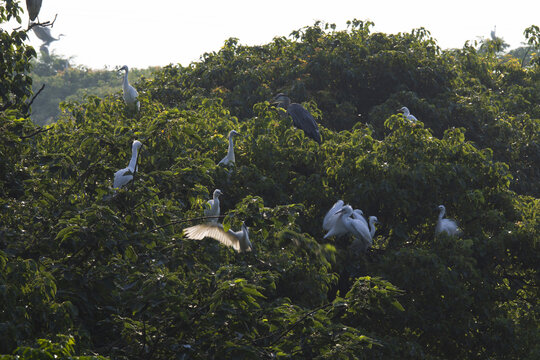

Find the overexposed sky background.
xmin=11 ymin=0 xmax=540 ymax=69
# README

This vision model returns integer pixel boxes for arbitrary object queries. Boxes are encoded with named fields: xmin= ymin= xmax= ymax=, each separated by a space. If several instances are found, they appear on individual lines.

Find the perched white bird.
xmin=352 ymin=209 xmax=368 ymax=228
xmin=119 ymin=65 xmax=140 ymax=111
xmin=218 ymin=130 xmax=240 ymax=166
xmin=204 ymin=189 xmax=223 ymax=223
xmin=183 ymin=222 xmax=252 ymax=252
xmin=113 ymin=140 xmax=143 ymax=189
xmin=490 ymin=26 xmax=497 ymax=41
xmin=397 ymin=106 xmax=418 ymax=122
xmin=435 ymin=205 xmax=459 ymax=236
xmin=26 ymin=0 xmax=42 ymax=21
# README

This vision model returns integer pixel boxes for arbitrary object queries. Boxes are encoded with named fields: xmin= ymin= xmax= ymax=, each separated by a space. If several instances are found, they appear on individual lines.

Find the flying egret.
xmin=330 ymin=205 xmax=379 ymax=251
xmin=204 ymin=189 xmax=223 ymax=223
xmin=113 ymin=140 xmax=143 ymax=189
xmin=26 ymin=0 xmax=42 ymax=21
xmin=183 ymin=222 xmax=252 ymax=252
xmin=397 ymin=107 xmax=418 ymax=122
xmin=272 ymin=93 xmax=322 ymax=144
xmin=119 ymin=65 xmax=140 ymax=111
xmin=435 ymin=205 xmax=459 ymax=236
xmin=31 ymin=23 xmax=64 ymax=48
xmin=218 ymin=130 xmax=240 ymax=166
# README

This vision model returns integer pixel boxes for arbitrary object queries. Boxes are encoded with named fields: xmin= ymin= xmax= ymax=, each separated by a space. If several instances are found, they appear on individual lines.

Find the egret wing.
xmin=323 ymin=200 xmax=344 ymax=231
xmin=113 ymin=167 xmax=133 ymax=188
xmin=348 ymin=218 xmax=372 ymax=244
xmin=352 ymin=210 xmax=368 ymax=228
xmin=183 ymin=223 xmax=240 ymax=251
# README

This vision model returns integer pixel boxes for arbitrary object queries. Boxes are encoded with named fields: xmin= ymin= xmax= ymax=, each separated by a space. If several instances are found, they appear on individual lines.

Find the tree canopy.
xmin=1 ymin=1 xmax=539 ymax=359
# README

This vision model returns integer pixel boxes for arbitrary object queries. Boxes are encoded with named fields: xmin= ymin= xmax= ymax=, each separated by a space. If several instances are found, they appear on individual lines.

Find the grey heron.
xmin=397 ymin=106 xmax=418 ymax=122
xmin=218 ymin=130 xmax=240 ymax=166
xmin=113 ymin=140 xmax=142 ymax=189
xmin=183 ymin=222 xmax=252 ymax=252
xmin=435 ymin=205 xmax=459 ymax=236
xmin=26 ymin=0 xmax=42 ymax=21
xmin=119 ymin=65 xmax=140 ymax=111
xmin=204 ymin=189 xmax=223 ymax=223
xmin=272 ymin=93 xmax=322 ymax=144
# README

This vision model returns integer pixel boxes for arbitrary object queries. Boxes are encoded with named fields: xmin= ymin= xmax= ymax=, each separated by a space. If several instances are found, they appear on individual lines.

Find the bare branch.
xmin=148 ymin=215 xmax=226 ymax=233
xmin=25 ymin=14 xmax=59 ymax=31
xmin=22 ymin=83 xmax=45 ymax=115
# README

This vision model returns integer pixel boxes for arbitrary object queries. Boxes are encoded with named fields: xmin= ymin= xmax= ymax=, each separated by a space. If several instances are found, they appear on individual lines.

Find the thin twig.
xmin=25 ymin=14 xmax=58 ymax=31
xmin=19 ymin=126 xmax=52 ymax=139
xmin=148 ymin=215 xmax=225 ymax=233
xmin=23 ymin=83 xmax=46 ymax=114
xmin=266 ymin=302 xmax=333 ymax=347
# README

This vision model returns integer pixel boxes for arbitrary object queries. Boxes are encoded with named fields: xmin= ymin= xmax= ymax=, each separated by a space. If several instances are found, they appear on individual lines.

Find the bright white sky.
xmin=11 ymin=0 xmax=540 ymax=69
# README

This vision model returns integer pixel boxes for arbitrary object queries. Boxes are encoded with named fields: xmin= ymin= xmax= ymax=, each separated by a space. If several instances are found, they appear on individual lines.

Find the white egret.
xmin=183 ymin=222 xmax=252 ymax=253
xmin=204 ymin=189 xmax=223 ymax=223
xmin=26 ymin=0 xmax=42 ymax=21
xmin=119 ymin=65 xmax=140 ymax=111
xmin=272 ymin=93 xmax=322 ymax=144
xmin=490 ymin=26 xmax=497 ymax=41
xmin=397 ymin=106 xmax=418 ymax=122
xmin=218 ymin=130 xmax=240 ymax=166
xmin=435 ymin=205 xmax=459 ymax=236
xmin=352 ymin=209 xmax=368 ymax=228
xmin=113 ymin=140 xmax=142 ymax=189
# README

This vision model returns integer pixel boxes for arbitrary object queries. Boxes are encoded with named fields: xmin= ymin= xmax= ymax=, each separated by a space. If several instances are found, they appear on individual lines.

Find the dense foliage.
xmin=1 ymin=1 xmax=539 ymax=359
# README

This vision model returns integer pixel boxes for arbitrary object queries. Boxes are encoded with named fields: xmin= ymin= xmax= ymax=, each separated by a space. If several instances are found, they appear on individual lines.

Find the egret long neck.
xmin=123 ymin=69 xmax=129 ymax=88
xmin=128 ymin=146 xmax=139 ymax=172
xmin=227 ymin=135 xmax=235 ymax=160
xmin=438 ymin=207 xmax=446 ymax=220
xmin=369 ymin=218 xmax=377 ymax=238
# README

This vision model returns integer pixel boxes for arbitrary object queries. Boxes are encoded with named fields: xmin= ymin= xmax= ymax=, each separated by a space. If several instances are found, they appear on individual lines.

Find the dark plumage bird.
xmin=272 ymin=93 xmax=322 ymax=144
xmin=26 ymin=0 xmax=42 ymax=21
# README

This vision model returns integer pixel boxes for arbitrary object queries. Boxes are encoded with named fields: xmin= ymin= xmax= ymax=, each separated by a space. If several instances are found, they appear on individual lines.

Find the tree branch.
xmin=148 ymin=215 xmax=226 ymax=233
xmin=19 ymin=126 xmax=52 ymax=139
xmin=22 ymin=83 xmax=45 ymax=115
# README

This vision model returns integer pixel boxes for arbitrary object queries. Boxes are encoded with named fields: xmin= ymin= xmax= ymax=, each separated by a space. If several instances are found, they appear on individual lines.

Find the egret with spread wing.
xmin=183 ymin=222 xmax=252 ymax=252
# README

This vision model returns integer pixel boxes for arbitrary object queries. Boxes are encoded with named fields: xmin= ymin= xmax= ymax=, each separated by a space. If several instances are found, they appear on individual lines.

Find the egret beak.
xmin=396 ymin=108 xmax=403 ymax=113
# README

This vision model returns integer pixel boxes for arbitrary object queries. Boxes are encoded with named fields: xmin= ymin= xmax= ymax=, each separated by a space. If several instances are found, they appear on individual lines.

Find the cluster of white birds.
xmin=323 ymin=200 xmax=379 ymax=252
xmin=112 ymin=109 xmax=458 ymax=254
